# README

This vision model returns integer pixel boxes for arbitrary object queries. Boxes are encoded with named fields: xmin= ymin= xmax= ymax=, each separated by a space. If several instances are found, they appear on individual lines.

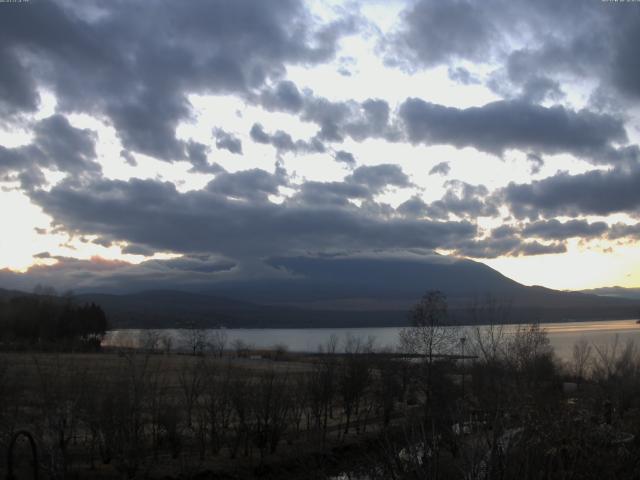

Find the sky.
xmin=1 ymin=0 xmax=640 ymax=293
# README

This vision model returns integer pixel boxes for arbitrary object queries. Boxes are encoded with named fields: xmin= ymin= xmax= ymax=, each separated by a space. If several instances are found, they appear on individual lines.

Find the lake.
xmin=105 ymin=318 xmax=640 ymax=361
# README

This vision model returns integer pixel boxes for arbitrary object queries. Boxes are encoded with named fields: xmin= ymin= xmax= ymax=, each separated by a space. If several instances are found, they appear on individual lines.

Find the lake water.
xmin=105 ymin=319 xmax=640 ymax=361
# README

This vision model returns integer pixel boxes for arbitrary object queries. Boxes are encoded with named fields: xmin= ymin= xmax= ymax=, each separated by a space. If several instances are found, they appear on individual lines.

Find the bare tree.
xmin=400 ymin=291 xmax=458 ymax=363
xmin=469 ymin=295 xmax=511 ymax=363
xmin=232 ymin=339 xmax=252 ymax=358
xmin=339 ymin=334 xmax=373 ymax=436
xmin=571 ymin=337 xmax=592 ymax=382
xmin=139 ymin=329 xmax=162 ymax=353
xmin=160 ymin=333 xmax=173 ymax=354
xmin=399 ymin=291 xmax=458 ymax=412
xmin=209 ymin=326 xmax=228 ymax=358
xmin=506 ymin=323 xmax=553 ymax=372
xmin=181 ymin=322 xmax=209 ymax=356
xmin=177 ymin=358 xmax=205 ymax=429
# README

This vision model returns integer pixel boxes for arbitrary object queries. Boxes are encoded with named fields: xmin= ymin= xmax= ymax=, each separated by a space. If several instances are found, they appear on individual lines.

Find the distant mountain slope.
xmin=74 ymin=290 xmax=408 ymax=329
xmin=579 ymin=286 xmax=640 ymax=301
xmin=211 ymin=256 xmax=638 ymax=310
xmin=0 ymin=287 xmax=25 ymax=300
xmin=3 ymin=255 xmax=640 ymax=328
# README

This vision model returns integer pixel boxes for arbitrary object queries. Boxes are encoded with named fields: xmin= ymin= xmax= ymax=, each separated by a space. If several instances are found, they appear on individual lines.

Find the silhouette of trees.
xmin=400 ymin=290 xmax=459 ymax=420
xmin=180 ymin=322 xmax=208 ymax=356
xmin=0 ymin=292 xmax=109 ymax=350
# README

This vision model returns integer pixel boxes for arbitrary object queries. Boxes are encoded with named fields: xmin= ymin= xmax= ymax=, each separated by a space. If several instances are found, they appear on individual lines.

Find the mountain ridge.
xmin=2 ymin=255 xmax=639 ymax=327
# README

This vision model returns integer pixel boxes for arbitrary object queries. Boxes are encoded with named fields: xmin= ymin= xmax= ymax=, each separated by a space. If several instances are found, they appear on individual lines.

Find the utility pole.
xmin=460 ymin=336 xmax=466 ymax=400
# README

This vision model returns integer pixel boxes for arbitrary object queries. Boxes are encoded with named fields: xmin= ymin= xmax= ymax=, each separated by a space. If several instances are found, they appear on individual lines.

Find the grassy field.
xmin=0 ymin=348 xmax=417 ymax=479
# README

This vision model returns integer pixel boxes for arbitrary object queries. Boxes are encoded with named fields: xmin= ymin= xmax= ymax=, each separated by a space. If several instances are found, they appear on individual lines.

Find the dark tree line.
xmin=0 ymin=293 xmax=109 ymax=349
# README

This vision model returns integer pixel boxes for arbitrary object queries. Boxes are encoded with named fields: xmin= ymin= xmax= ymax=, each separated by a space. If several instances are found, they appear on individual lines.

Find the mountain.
xmin=73 ymin=289 xmax=411 ymax=329
xmin=211 ymin=255 xmax=638 ymax=309
xmin=79 ymin=256 xmax=640 ymax=327
xmin=579 ymin=286 xmax=640 ymax=301
xmin=2 ymin=255 xmax=640 ymax=328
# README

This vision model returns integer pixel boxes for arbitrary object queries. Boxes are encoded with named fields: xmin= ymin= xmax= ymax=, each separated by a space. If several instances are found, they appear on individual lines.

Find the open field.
xmin=0 ymin=348 xmax=423 ymax=479
xmin=4 ymin=322 xmax=640 ymax=479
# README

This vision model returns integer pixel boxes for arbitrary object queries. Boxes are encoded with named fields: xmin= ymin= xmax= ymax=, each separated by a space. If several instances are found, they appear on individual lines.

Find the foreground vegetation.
xmin=0 ymin=289 xmax=108 ymax=351
xmin=2 ymin=292 xmax=640 ymax=479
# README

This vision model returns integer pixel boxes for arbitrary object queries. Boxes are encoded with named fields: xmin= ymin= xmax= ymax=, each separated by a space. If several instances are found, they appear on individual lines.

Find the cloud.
xmin=502 ymin=164 xmax=640 ymax=219
xmin=0 ymin=114 xmax=99 ymax=188
xmin=28 ymin=171 xmax=476 ymax=263
xmin=259 ymin=80 xmax=304 ymax=113
xmin=451 ymin=236 xmax=566 ymax=259
xmin=0 ymin=48 xmax=40 ymax=120
xmin=607 ymin=222 xmax=640 ymax=241
xmin=293 ymin=181 xmax=370 ymax=207
xmin=0 ymin=255 xmax=236 ymax=293
xmin=447 ymin=66 xmax=480 ymax=85
xmin=214 ymin=128 xmax=243 ymax=155
xmin=399 ymin=98 xmax=628 ymax=162
xmin=424 ymin=181 xmax=498 ymax=220
xmin=249 ymin=123 xmax=325 ymax=155
xmin=429 ymin=161 xmax=450 ymax=176
xmin=387 ymin=0 xmax=497 ymax=69
xmin=334 ymin=150 xmax=356 ymax=166
xmin=186 ymin=141 xmax=223 ymax=174
xmin=347 ymin=164 xmax=411 ymax=192
xmin=206 ymin=168 xmax=286 ymax=202
xmin=522 ymin=219 xmax=608 ymax=241
xmin=610 ymin=13 xmax=640 ymax=100
xmin=397 ymin=196 xmax=429 ymax=218
xmin=0 ymin=0 xmax=354 ymax=161
xmin=526 ymin=153 xmax=544 ymax=175
xmin=256 ymin=87 xmax=397 ymax=144
xmin=294 ymin=163 xmax=412 ymax=207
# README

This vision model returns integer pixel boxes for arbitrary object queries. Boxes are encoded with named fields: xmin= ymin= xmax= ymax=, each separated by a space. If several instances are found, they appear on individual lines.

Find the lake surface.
xmin=105 ymin=319 xmax=640 ymax=361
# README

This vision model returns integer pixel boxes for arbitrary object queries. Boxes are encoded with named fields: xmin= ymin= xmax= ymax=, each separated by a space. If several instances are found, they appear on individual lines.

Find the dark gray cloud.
xmin=399 ymin=98 xmax=628 ymax=162
xmin=520 ymin=76 xmax=564 ymax=104
xmin=498 ymin=7 xmax=640 ymax=104
xmin=426 ymin=181 xmax=498 ymax=220
xmin=120 ymin=150 xmax=137 ymax=167
xmin=611 ymin=13 xmax=640 ymax=99
xmin=0 ymin=254 xmax=236 ymax=293
xmin=0 ymin=48 xmax=40 ymax=120
xmin=334 ymin=150 xmax=356 ymax=166
xmin=28 ymin=171 xmax=475 ymax=262
xmin=206 ymin=168 xmax=286 ymax=202
xmin=522 ymin=219 xmax=608 ymax=241
xmin=0 ymin=114 xmax=99 ymax=188
xmin=502 ymin=164 xmax=640 ymax=219
xmin=388 ymin=0 xmax=497 ymax=69
xmin=429 ymin=161 xmax=450 ymax=176
xmin=250 ymin=123 xmax=325 ymax=156
xmin=448 ymin=67 xmax=480 ymax=85
xmin=186 ymin=142 xmax=223 ymax=174
xmin=259 ymin=80 xmax=304 ymax=113
xmin=293 ymin=164 xmax=411 ymax=206
xmin=451 ymin=237 xmax=566 ymax=259
xmin=387 ymin=0 xmax=640 ymax=109
xmin=293 ymin=181 xmax=370 ymax=207
xmin=397 ymin=196 xmax=429 ymax=218
xmin=256 ymin=90 xmax=396 ymax=144
xmin=214 ymin=128 xmax=243 ymax=155
xmin=347 ymin=164 xmax=411 ymax=193
xmin=527 ymin=153 xmax=544 ymax=175
xmin=517 ymin=241 xmax=567 ymax=256
xmin=607 ymin=222 xmax=640 ymax=241
xmin=0 ymin=0 xmax=354 ymax=161
xmin=397 ymin=181 xmax=497 ymax=221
